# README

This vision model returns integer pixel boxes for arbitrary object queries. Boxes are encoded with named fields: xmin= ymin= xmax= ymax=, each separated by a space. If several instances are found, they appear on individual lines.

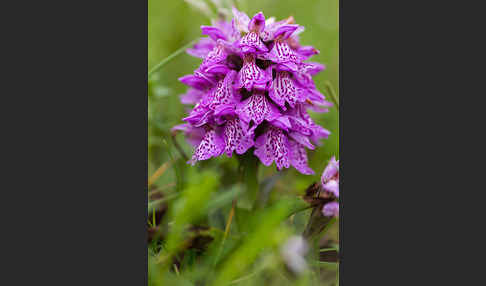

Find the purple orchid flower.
xmin=172 ymin=8 xmax=333 ymax=174
xmin=321 ymin=156 xmax=339 ymax=197
xmin=322 ymin=201 xmax=339 ymax=217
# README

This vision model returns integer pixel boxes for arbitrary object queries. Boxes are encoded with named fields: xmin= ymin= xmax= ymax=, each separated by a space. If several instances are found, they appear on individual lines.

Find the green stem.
xmin=239 ymin=152 xmax=260 ymax=210
xmin=148 ymin=39 xmax=199 ymax=78
xmin=324 ymin=81 xmax=339 ymax=109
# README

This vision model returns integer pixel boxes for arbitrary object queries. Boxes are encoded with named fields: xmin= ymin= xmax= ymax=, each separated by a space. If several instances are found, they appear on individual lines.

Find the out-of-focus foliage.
xmin=148 ymin=0 xmax=339 ymax=285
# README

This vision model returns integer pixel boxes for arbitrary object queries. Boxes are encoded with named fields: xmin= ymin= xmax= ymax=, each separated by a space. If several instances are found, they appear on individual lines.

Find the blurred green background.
xmin=148 ymin=1 xmax=339 ymax=285
xmin=149 ymin=0 xmax=338 ymax=189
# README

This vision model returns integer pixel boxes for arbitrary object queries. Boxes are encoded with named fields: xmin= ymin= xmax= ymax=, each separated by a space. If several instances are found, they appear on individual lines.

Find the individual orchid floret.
xmin=236 ymin=54 xmax=272 ymax=91
xmin=321 ymin=156 xmax=339 ymax=197
xmin=223 ymin=117 xmax=255 ymax=157
xmin=322 ymin=201 xmax=339 ymax=217
xmin=236 ymin=89 xmax=281 ymax=125
xmin=238 ymin=12 xmax=268 ymax=54
xmin=189 ymin=126 xmax=225 ymax=165
xmin=269 ymin=70 xmax=306 ymax=109
xmin=265 ymin=26 xmax=302 ymax=71
xmin=206 ymin=70 xmax=240 ymax=116
xmin=197 ymin=42 xmax=228 ymax=76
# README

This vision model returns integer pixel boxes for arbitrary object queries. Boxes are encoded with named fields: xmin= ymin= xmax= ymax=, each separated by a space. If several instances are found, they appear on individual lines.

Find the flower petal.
xmin=296 ymin=46 xmax=320 ymax=59
xmin=322 ymin=202 xmax=339 ymax=217
xmin=254 ymin=126 xmax=290 ymax=170
xmin=248 ymin=12 xmax=266 ymax=33
xmin=179 ymin=74 xmax=212 ymax=90
xmin=223 ymin=117 xmax=254 ymax=157
xmin=171 ymin=123 xmax=205 ymax=147
xmin=321 ymin=156 xmax=339 ymax=184
xmin=208 ymin=70 xmax=238 ymax=110
xmin=201 ymin=26 xmax=227 ymax=41
xmin=269 ymin=71 xmax=305 ymax=109
xmin=189 ymin=127 xmax=225 ymax=165
xmin=270 ymin=115 xmax=292 ymax=131
xmin=289 ymin=139 xmax=315 ymax=175
xmin=180 ymin=88 xmax=204 ymax=105
xmin=268 ymin=40 xmax=301 ymax=64
xmin=236 ymin=55 xmax=271 ymax=90
xmin=238 ymin=31 xmax=269 ymax=54
xmin=323 ymin=180 xmax=339 ymax=197
xmin=236 ymin=91 xmax=281 ymax=125
xmin=183 ymin=102 xmax=213 ymax=127
xmin=288 ymin=131 xmax=315 ymax=150
xmin=274 ymin=24 xmax=299 ymax=40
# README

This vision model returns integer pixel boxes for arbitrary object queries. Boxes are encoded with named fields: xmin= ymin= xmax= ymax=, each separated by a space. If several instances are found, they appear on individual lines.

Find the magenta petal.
xmin=254 ymin=126 xmax=290 ymax=170
xmin=223 ymin=117 xmax=254 ymax=157
xmin=236 ymin=92 xmax=281 ymax=125
xmin=171 ymin=123 xmax=205 ymax=147
xmin=323 ymin=180 xmax=339 ymax=197
xmin=183 ymin=103 xmax=212 ymax=127
xmin=310 ymin=124 xmax=330 ymax=144
xmin=289 ymin=132 xmax=315 ymax=150
xmin=274 ymin=24 xmax=299 ymax=39
xmin=208 ymin=70 xmax=237 ymax=110
xmin=248 ymin=12 xmax=266 ymax=33
xmin=322 ymin=202 xmax=339 ymax=217
xmin=199 ymin=45 xmax=227 ymax=73
xmin=288 ymin=115 xmax=312 ymax=136
xmin=289 ymin=139 xmax=315 ymax=175
xmin=180 ymin=88 xmax=204 ymax=105
xmin=189 ymin=127 xmax=225 ymax=165
xmin=179 ymin=74 xmax=212 ymax=90
xmin=201 ymin=26 xmax=227 ymax=41
xmin=297 ymin=46 xmax=320 ymax=59
xmin=269 ymin=40 xmax=301 ymax=64
xmin=238 ymin=32 xmax=269 ymax=54
xmin=321 ymin=156 xmax=339 ymax=184
xmin=270 ymin=71 xmax=305 ymax=108
xmin=270 ymin=116 xmax=292 ymax=131
xmin=203 ymin=64 xmax=230 ymax=75
xmin=237 ymin=55 xmax=271 ymax=90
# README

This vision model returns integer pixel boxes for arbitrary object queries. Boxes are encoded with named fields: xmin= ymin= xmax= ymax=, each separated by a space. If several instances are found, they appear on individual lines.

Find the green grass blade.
xmin=148 ymin=39 xmax=199 ymax=77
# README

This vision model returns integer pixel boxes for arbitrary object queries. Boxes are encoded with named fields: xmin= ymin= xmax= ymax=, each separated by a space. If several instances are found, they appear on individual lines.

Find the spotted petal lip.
xmin=188 ymin=127 xmax=225 ymax=165
xmin=253 ymin=125 xmax=290 ymax=170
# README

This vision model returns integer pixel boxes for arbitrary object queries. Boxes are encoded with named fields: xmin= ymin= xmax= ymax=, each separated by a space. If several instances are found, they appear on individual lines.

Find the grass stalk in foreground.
xmin=325 ymin=81 xmax=339 ymax=109
xmin=148 ymin=39 xmax=199 ymax=78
